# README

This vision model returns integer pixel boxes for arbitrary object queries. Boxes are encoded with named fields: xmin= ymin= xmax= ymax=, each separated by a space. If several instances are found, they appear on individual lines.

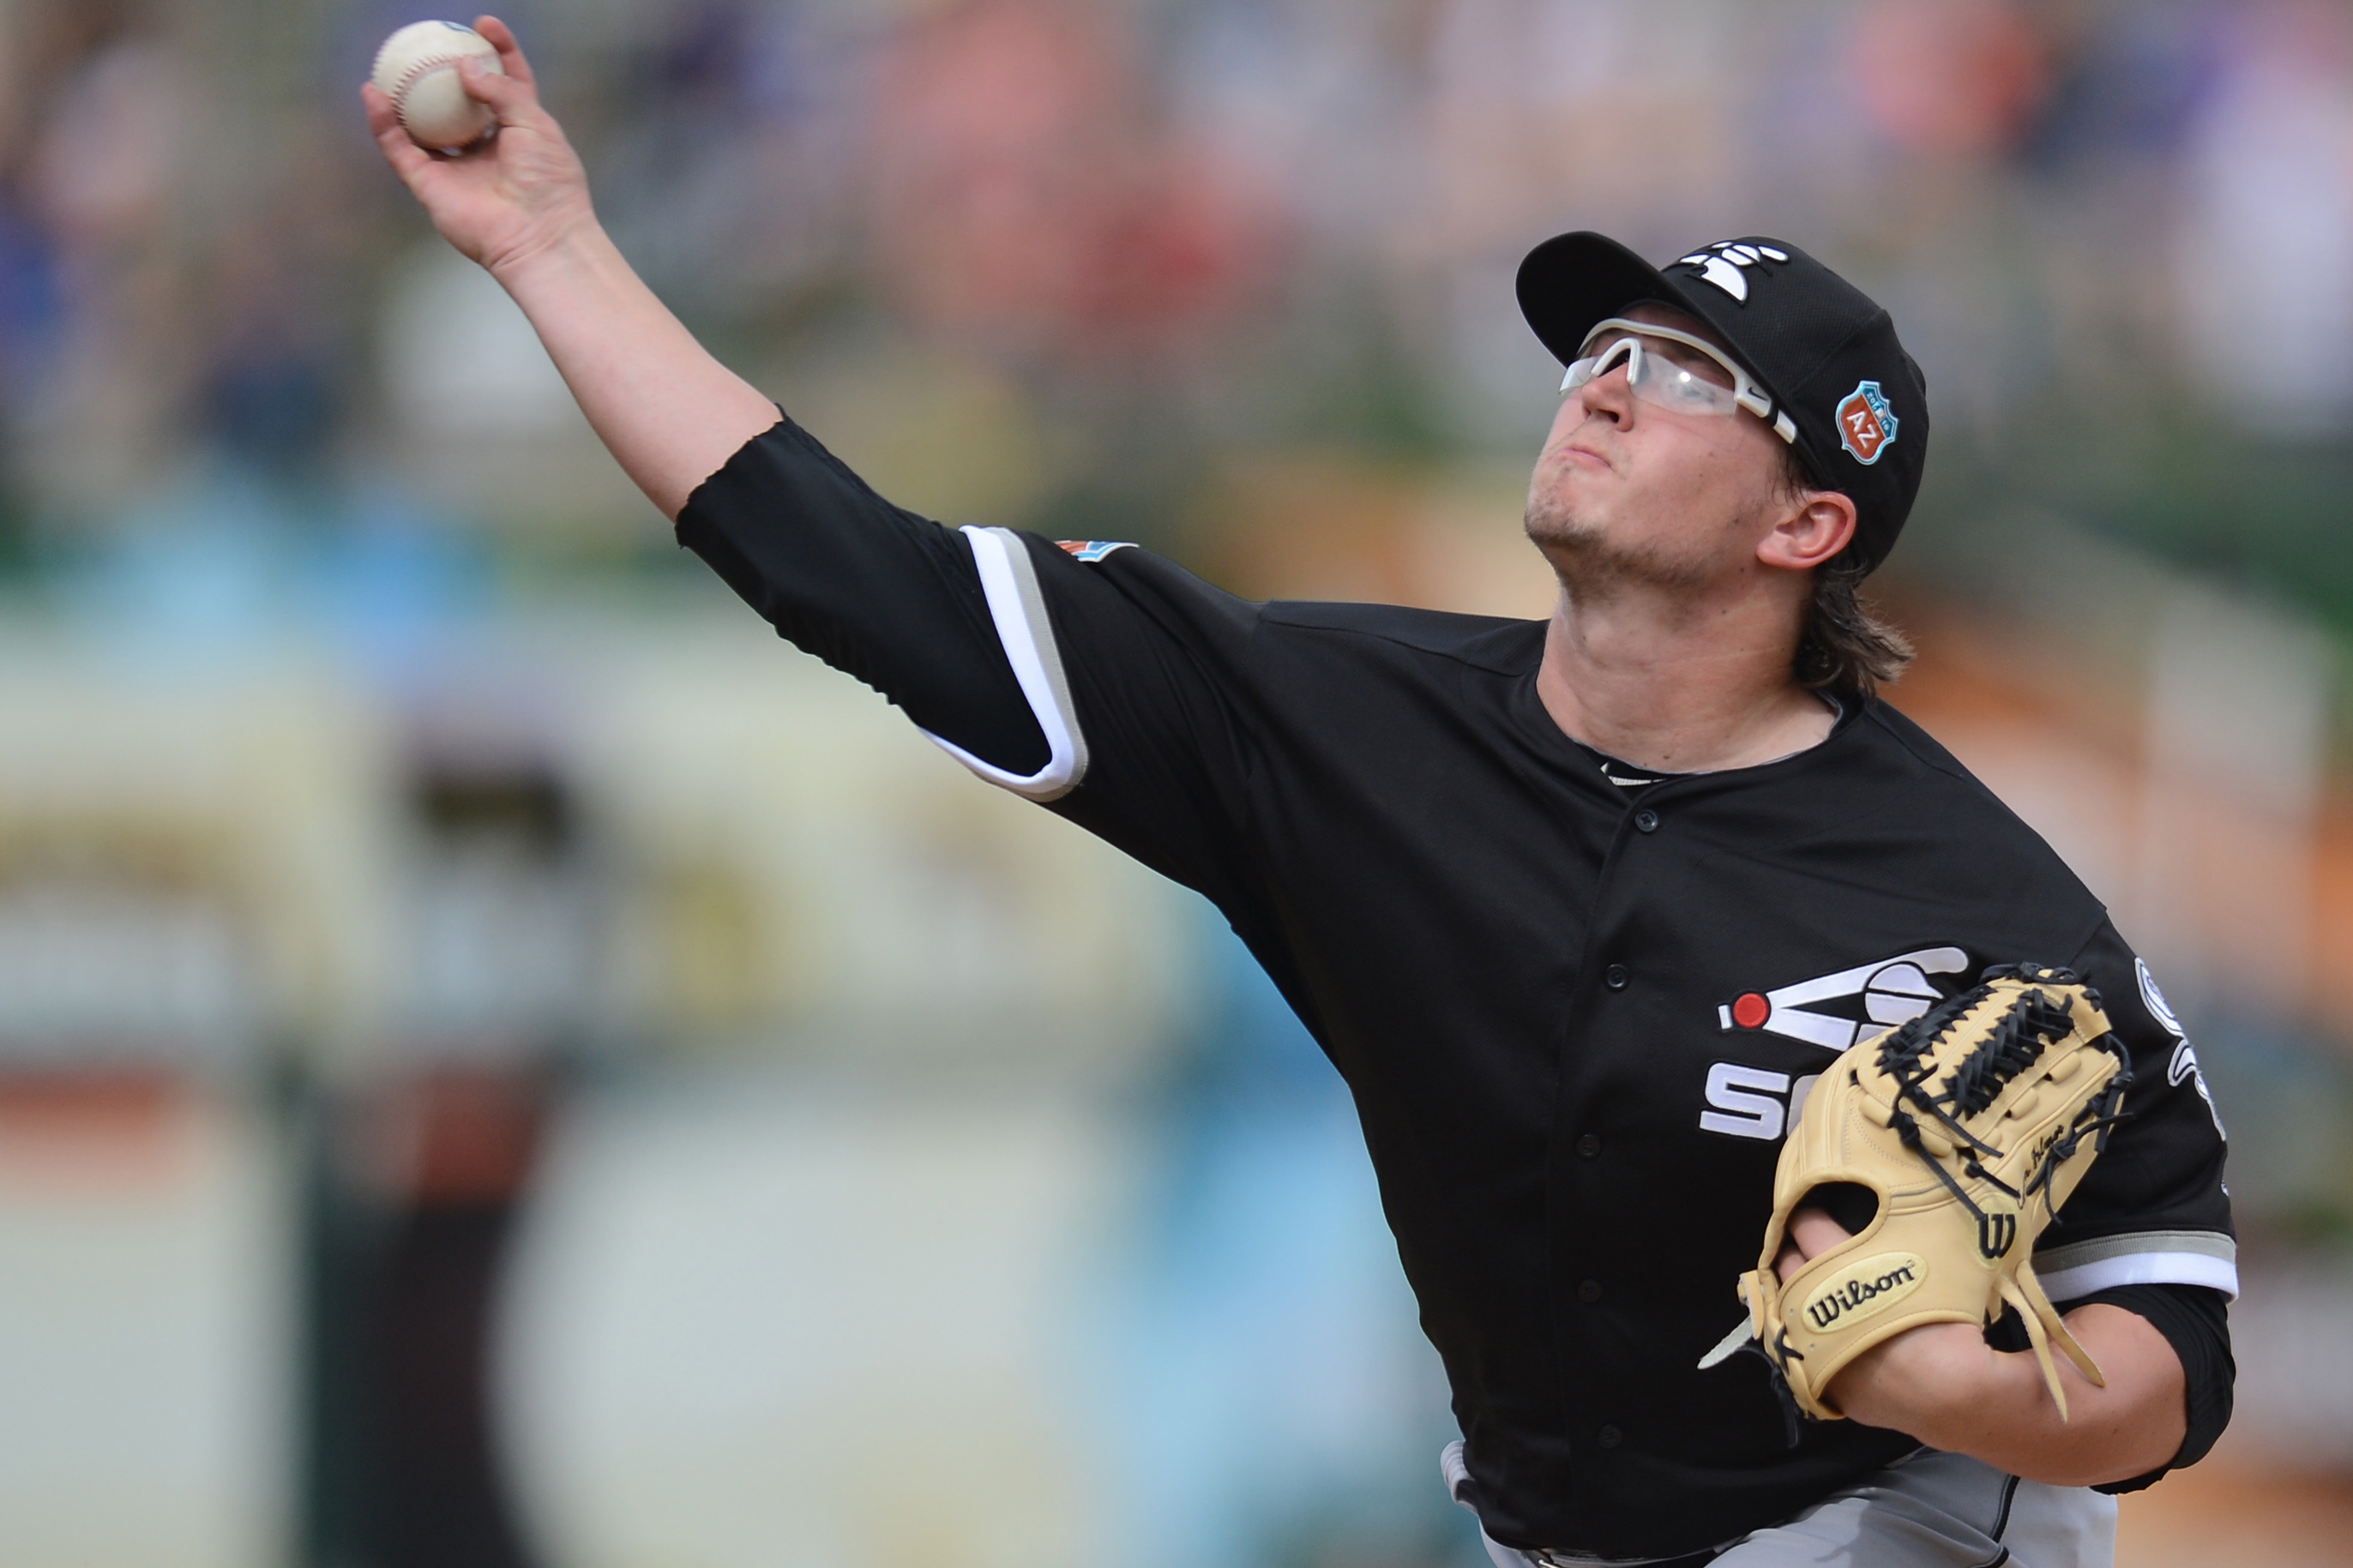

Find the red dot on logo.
xmin=1732 ymin=993 xmax=1770 ymax=1029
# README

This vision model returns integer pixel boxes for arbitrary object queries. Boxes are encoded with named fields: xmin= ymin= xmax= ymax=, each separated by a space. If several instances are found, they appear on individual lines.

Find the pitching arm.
xmin=361 ymin=15 xmax=779 ymax=520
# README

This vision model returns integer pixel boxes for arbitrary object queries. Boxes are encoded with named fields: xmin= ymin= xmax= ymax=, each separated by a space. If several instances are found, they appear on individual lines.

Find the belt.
xmin=1441 ymin=1440 xmax=1724 ymax=1568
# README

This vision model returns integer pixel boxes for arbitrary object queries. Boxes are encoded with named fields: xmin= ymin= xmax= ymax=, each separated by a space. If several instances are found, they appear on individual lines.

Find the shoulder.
xmin=1261 ymin=598 xmax=1545 ymax=674
xmin=1854 ymin=698 xmax=1991 ymax=784
xmin=1844 ymin=699 xmax=2067 ymax=837
xmin=1744 ymin=696 xmax=2109 ymax=924
xmin=1008 ymin=532 xmax=1261 ymax=641
xmin=1020 ymin=533 xmax=1545 ymax=671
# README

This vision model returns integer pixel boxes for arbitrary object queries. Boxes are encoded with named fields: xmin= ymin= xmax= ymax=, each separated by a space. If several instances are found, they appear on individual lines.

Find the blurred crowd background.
xmin=0 ymin=0 xmax=2347 ymax=1565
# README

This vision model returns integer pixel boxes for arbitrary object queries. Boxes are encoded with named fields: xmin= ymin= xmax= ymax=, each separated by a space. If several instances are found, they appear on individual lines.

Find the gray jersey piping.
xmin=2033 ymin=1229 xmax=2238 ymax=1301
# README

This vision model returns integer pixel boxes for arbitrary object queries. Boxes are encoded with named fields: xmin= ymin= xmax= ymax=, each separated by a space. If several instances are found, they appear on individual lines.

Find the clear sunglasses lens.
xmin=1562 ymin=333 xmax=1743 ymax=416
xmin=1562 ymin=338 xmax=1638 ymax=394
xmin=1629 ymin=357 xmax=1739 ymax=415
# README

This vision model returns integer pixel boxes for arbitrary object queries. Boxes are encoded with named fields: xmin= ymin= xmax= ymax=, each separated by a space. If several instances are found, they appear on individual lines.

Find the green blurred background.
xmin=0 ymin=2 xmax=2345 ymax=1565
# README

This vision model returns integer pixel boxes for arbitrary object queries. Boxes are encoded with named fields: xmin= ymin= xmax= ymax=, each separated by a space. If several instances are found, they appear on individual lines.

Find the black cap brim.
xmin=1517 ymin=232 xmax=1805 ymax=478
xmin=1516 ymin=232 xmax=1728 ymax=369
xmin=1515 ymin=235 xmax=1788 ymax=387
xmin=1516 ymin=231 xmax=1828 ymax=492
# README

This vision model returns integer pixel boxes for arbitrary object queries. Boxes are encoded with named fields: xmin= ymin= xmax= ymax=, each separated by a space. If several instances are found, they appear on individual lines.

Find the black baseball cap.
xmin=1517 ymin=232 xmax=1928 ymax=574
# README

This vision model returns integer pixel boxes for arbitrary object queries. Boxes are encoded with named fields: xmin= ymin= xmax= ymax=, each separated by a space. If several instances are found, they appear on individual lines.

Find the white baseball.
xmin=372 ymin=21 xmax=504 ymax=150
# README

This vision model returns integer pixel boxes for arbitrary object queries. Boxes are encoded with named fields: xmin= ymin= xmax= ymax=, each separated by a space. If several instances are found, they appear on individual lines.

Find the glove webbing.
xmin=1863 ymin=970 xmax=2135 ymax=1415
xmin=1873 ymin=973 xmax=2129 ymax=1228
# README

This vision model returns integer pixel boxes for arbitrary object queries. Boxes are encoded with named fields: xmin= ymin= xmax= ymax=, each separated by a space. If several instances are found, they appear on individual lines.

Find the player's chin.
xmin=1523 ymin=503 xmax=1634 ymax=576
xmin=1522 ymin=495 xmax=1595 ymax=552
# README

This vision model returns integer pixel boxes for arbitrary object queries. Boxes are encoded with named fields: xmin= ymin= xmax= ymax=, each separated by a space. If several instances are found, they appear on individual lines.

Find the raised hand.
xmin=358 ymin=12 xmax=779 ymax=516
xmin=361 ymin=16 xmax=594 ymax=280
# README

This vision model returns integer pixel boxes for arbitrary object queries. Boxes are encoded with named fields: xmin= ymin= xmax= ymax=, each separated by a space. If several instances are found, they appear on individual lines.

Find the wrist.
xmin=484 ymin=207 xmax=610 ymax=294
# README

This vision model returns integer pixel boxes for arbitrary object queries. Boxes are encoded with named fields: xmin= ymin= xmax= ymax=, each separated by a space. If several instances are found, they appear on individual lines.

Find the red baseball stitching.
xmin=387 ymin=48 xmax=499 ymax=137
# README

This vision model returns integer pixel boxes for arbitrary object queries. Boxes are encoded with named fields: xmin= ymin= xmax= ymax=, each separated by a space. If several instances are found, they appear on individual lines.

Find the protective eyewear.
xmin=1561 ymin=318 xmax=1798 ymax=444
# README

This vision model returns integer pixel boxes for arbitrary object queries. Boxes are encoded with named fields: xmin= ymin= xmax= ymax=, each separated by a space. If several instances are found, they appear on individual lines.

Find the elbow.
xmin=2046 ymin=1412 xmax=2186 ymax=1489
xmin=2000 ymin=1382 xmax=2188 ymax=1488
xmin=2010 ymin=1440 xmax=2173 ymax=1491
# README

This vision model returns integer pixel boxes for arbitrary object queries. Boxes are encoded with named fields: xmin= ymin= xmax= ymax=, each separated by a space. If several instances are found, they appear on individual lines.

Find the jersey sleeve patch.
xmin=1056 ymin=539 xmax=1134 ymax=562
xmin=2034 ymin=1229 xmax=2239 ymax=1301
xmin=920 ymin=526 xmax=1090 ymax=802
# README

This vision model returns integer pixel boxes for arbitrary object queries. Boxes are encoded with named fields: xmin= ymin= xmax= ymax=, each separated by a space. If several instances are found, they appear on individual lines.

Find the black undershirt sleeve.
xmin=2067 ymin=1283 xmax=2234 ymax=1493
xmin=674 ymin=415 xmax=1051 ymax=774
xmin=1983 ymin=1279 xmax=2231 ymax=1487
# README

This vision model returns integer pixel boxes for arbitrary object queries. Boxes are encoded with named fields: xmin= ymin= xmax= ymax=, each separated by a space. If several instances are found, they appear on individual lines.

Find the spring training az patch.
xmin=1056 ymin=540 xmax=1134 ymax=563
xmin=1836 ymin=380 xmax=1899 ymax=466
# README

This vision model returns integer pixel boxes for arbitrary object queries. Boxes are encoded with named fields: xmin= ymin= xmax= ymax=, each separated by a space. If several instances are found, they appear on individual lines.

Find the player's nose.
xmin=1574 ymin=362 xmax=1635 ymax=426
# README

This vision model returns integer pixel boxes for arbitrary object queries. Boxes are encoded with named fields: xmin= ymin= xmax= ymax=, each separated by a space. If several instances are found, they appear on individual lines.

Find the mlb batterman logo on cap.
xmin=1516 ymin=232 xmax=1930 ymax=574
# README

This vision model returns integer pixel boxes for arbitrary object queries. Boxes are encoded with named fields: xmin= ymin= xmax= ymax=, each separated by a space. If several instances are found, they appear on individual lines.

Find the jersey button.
xmin=1576 ymin=1132 xmax=1603 ymax=1159
xmin=1604 ymin=964 xmax=1628 ymax=990
xmin=1577 ymin=1278 xmax=1603 ymax=1303
xmin=1633 ymin=808 xmax=1659 ymax=833
xmin=1597 ymin=1425 xmax=1622 ymax=1449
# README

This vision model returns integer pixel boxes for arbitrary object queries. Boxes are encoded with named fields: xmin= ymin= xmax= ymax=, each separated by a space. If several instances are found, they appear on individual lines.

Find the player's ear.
xmin=1757 ymin=486 xmax=1856 ymax=574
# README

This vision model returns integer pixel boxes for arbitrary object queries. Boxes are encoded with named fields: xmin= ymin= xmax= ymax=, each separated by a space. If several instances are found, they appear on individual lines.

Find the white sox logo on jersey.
xmin=1716 ymin=945 xmax=1970 ymax=1050
xmin=1700 ymin=946 xmax=1969 ymax=1142
xmin=2137 ymin=957 xmax=2225 ymax=1138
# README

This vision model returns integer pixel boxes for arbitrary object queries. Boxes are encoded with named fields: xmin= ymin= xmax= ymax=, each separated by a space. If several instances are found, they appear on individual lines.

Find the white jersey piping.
xmin=920 ymin=526 xmax=1089 ymax=802
xmin=2034 ymin=1229 xmax=2239 ymax=1301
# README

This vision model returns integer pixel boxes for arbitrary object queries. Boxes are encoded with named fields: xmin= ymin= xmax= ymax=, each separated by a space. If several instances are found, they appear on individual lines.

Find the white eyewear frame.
xmin=1562 ymin=317 xmax=1799 ymax=445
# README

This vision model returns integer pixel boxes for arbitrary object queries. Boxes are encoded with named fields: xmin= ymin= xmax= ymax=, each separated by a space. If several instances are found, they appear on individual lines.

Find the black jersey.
xmin=680 ymin=418 xmax=2236 ymax=1560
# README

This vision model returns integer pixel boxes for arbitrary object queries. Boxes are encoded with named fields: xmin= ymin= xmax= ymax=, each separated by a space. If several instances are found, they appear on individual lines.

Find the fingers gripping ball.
xmin=1700 ymin=965 xmax=2133 ymax=1427
xmin=372 ymin=21 xmax=503 ymax=150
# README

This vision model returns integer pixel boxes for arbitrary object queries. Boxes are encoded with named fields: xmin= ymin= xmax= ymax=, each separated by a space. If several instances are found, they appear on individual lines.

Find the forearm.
xmin=363 ymin=20 xmax=779 ymax=519
xmin=492 ymin=224 xmax=780 ymax=519
xmin=1832 ymin=1305 xmax=2186 ymax=1487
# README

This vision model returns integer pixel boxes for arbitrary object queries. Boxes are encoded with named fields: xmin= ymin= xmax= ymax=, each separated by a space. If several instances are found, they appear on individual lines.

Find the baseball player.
xmin=367 ymin=23 xmax=2234 ymax=1566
